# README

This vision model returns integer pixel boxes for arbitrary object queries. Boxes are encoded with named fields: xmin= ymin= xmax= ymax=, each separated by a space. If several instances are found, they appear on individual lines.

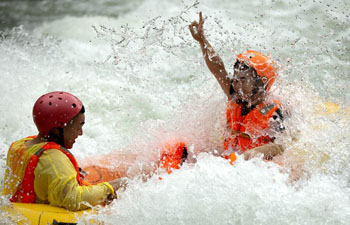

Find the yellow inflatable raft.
xmin=317 ymin=101 xmax=350 ymax=117
xmin=3 ymin=203 xmax=94 ymax=225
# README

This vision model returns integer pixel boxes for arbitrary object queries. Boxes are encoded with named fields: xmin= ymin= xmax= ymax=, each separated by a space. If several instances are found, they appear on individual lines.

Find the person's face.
xmin=63 ymin=113 xmax=85 ymax=149
xmin=232 ymin=62 xmax=257 ymax=102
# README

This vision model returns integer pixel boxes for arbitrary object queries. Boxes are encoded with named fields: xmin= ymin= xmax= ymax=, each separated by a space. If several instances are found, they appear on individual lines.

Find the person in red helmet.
xmin=2 ymin=91 xmax=126 ymax=211
xmin=189 ymin=12 xmax=285 ymax=162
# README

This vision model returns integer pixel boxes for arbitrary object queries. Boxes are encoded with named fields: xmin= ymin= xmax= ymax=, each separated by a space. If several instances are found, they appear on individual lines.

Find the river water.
xmin=0 ymin=0 xmax=349 ymax=224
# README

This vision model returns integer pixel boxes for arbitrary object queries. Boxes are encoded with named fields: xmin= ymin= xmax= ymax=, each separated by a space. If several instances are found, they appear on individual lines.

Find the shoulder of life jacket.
xmin=4 ymin=136 xmax=90 ymax=203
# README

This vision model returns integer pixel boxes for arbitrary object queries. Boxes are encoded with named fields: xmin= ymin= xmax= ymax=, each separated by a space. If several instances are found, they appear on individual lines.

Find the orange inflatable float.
xmin=82 ymin=141 xmax=189 ymax=184
xmin=81 ymin=152 xmax=138 ymax=184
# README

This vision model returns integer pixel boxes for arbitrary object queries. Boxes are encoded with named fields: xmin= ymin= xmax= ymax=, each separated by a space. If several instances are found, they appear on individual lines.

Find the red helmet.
xmin=33 ymin=91 xmax=83 ymax=136
xmin=236 ymin=50 xmax=277 ymax=91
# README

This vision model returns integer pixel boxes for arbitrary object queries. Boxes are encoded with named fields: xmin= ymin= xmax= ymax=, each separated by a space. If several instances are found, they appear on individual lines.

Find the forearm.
xmin=48 ymin=176 xmax=113 ymax=211
xmin=255 ymin=143 xmax=283 ymax=154
xmin=200 ymin=39 xmax=225 ymax=72
xmin=199 ymin=38 xmax=231 ymax=96
xmin=244 ymin=143 xmax=284 ymax=160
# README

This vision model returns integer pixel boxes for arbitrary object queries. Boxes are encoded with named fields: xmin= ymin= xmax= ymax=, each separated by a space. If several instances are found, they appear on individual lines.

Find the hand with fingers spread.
xmin=189 ymin=12 xmax=206 ymax=43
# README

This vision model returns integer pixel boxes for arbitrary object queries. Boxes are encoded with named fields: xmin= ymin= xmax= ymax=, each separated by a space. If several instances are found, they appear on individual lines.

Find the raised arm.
xmin=189 ymin=12 xmax=231 ymax=97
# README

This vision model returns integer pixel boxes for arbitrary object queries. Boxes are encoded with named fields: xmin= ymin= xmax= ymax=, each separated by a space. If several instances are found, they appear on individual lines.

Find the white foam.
xmin=1 ymin=0 xmax=349 ymax=224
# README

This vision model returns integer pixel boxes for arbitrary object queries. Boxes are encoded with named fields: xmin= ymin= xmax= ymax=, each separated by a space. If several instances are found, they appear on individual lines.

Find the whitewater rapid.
xmin=0 ymin=0 xmax=349 ymax=224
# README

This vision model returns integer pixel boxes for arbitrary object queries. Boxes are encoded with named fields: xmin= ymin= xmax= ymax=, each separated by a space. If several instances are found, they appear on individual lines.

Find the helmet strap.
xmin=261 ymin=77 xmax=269 ymax=90
xmin=263 ymin=81 xmax=269 ymax=90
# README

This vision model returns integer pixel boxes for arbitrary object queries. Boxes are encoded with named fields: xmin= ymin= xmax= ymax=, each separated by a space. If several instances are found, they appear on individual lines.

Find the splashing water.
xmin=0 ymin=0 xmax=349 ymax=224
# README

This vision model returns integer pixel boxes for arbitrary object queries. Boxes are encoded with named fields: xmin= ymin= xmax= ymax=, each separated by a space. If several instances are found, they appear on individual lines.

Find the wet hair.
xmin=46 ymin=105 xmax=85 ymax=147
xmin=233 ymin=60 xmax=258 ymax=77
xmin=47 ymin=128 xmax=65 ymax=147
xmin=80 ymin=105 xmax=85 ymax=114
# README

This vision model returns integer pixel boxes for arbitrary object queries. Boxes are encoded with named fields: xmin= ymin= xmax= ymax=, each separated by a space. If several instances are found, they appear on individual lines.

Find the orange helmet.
xmin=236 ymin=50 xmax=277 ymax=91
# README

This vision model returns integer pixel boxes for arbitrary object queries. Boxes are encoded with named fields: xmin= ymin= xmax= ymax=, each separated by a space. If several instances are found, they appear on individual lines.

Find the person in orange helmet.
xmin=2 ymin=91 xmax=127 ymax=211
xmin=189 ymin=12 xmax=285 ymax=163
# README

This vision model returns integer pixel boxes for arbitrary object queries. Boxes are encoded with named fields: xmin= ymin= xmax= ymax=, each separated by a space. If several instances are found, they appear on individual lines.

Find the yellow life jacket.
xmin=2 ymin=136 xmax=90 ymax=203
xmin=2 ymin=136 xmax=43 ymax=199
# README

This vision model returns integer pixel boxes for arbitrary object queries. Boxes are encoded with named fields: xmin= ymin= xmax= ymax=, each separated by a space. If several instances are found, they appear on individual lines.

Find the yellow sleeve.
xmin=34 ymin=149 xmax=114 ymax=211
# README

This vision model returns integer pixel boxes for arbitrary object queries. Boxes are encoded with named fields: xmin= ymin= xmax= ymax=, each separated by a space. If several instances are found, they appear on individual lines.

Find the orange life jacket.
xmin=10 ymin=137 xmax=90 ymax=203
xmin=224 ymin=100 xmax=281 ymax=154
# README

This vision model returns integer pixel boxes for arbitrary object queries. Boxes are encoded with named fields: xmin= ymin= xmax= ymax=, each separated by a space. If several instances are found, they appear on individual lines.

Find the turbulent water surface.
xmin=0 ymin=0 xmax=349 ymax=224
